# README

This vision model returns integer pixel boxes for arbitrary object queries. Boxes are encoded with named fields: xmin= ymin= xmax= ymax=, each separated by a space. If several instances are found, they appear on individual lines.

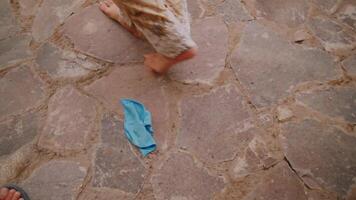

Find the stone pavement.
xmin=0 ymin=0 xmax=356 ymax=199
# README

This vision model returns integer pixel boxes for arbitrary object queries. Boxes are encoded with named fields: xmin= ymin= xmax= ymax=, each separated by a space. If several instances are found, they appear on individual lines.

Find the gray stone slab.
xmin=297 ymin=86 xmax=356 ymax=123
xmin=38 ymin=86 xmax=97 ymax=153
xmin=231 ymin=22 xmax=339 ymax=107
xmin=0 ymin=0 xmax=21 ymax=40
xmin=63 ymin=5 xmax=153 ymax=63
xmin=177 ymin=85 xmax=253 ymax=164
xmin=280 ymin=119 xmax=356 ymax=197
xmin=0 ymin=66 xmax=46 ymax=119
xmin=169 ymin=17 xmax=228 ymax=85
xmin=92 ymin=113 xmax=146 ymax=194
xmin=342 ymin=54 xmax=356 ymax=75
xmin=243 ymin=162 xmax=307 ymax=200
xmin=21 ymin=160 xmax=87 ymax=200
xmin=18 ymin=0 xmax=39 ymax=16
xmin=84 ymin=65 xmax=170 ymax=150
xmin=151 ymin=152 xmax=225 ymax=200
xmin=336 ymin=0 xmax=356 ymax=30
xmin=308 ymin=16 xmax=356 ymax=53
xmin=311 ymin=0 xmax=340 ymax=13
xmin=0 ymin=35 xmax=32 ymax=69
xmin=217 ymin=0 xmax=253 ymax=23
xmin=36 ymin=43 xmax=100 ymax=79
xmin=0 ymin=112 xmax=42 ymax=157
xmin=32 ymin=0 xmax=85 ymax=42
xmin=187 ymin=0 xmax=202 ymax=20
xmin=255 ymin=0 xmax=309 ymax=28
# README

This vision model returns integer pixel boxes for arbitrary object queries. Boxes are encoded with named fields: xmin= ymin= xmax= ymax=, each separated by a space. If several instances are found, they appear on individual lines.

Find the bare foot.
xmin=0 ymin=188 xmax=23 ymax=200
xmin=99 ymin=0 xmax=144 ymax=39
xmin=144 ymin=48 xmax=197 ymax=74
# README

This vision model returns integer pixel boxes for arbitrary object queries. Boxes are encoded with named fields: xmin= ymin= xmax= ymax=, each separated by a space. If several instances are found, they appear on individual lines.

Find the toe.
xmin=0 ymin=188 xmax=9 ymax=200
xmin=99 ymin=2 xmax=108 ymax=11
xmin=4 ymin=189 xmax=15 ymax=200
xmin=106 ymin=0 xmax=114 ymax=6
xmin=11 ymin=192 xmax=20 ymax=200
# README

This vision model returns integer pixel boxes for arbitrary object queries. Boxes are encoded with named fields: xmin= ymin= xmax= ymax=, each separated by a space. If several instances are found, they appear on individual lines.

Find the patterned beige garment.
xmin=113 ymin=0 xmax=196 ymax=58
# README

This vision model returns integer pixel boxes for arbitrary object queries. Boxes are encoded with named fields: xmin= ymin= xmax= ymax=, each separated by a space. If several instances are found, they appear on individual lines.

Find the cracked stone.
xmin=0 ymin=0 xmax=21 ymax=40
xmin=18 ymin=0 xmax=39 ymax=17
xmin=0 ymin=112 xmax=43 ymax=157
xmin=38 ymin=86 xmax=97 ymax=153
xmin=187 ymin=0 xmax=202 ymax=20
xmin=92 ymin=113 xmax=146 ymax=194
xmin=217 ymin=0 xmax=253 ymax=23
xmin=84 ymin=65 xmax=170 ymax=150
xmin=0 ymin=66 xmax=46 ymax=119
xmin=151 ymin=152 xmax=225 ymax=200
xmin=243 ymin=162 xmax=307 ymax=200
xmin=255 ymin=0 xmax=309 ymax=28
xmin=64 ymin=5 xmax=153 ymax=63
xmin=308 ymin=16 xmax=356 ymax=53
xmin=177 ymin=85 xmax=253 ymax=164
xmin=32 ymin=0 xmax=85 ymax=42
xmin=169 ymin=17 xmax=228 ymax=84
xmin=0 ymin=35 xmax=33 ymax=69
xmin=280 ymin=119 xmax=356 ymax=197
xmin=297 ymin=86 xmax=356 ymax=123
xmin=342 ymin=54 xmax=356 ymax=75
xmin=311 ymin=0 xmax=340 ymax=13
xmin=36 ymin=43 xmax=99 ymax=79
xmin=231 ymin=22 xmax=338 ymax=107
xmin=78 ymin=187 xmax=135 ymax=200
xmin=21 ymin=160 xmax=87 ymax=200
xmin=336 ymin=0 xmax=356 ymax=30
xmin=277 ymin=106 xmax=294 ymax=121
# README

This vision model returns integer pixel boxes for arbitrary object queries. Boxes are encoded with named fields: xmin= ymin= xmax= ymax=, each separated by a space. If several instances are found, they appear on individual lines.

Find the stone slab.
xmin=231 ymin=22 xmax=338 ymax=107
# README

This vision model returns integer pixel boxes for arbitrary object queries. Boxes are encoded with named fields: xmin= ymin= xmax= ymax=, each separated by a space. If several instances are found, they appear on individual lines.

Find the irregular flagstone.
xmin=254 ymin=0 xmax=309 ymax=28
xmin=63 ymin=5 xmax=152 ymax=63
xmin=0 ymin=35 xmax=33 ymax=69
xmin=177 ymin=85 xmax=253 ymax=164
xmin=311 ymin=0 xmax=340 ymax=13
xmin=151 ymin=152 xmax=225 ymax=200
xmin=92 ymin=113 xmax=146 ymax=194
xmin=342 ymin=54 xmax=356 ymax=75
xmin=242 ymin=162 xmax=307 ymax=200
xmin=0 ymin=112 xmax=43 ymax=157
xmin=38 ymin=86 xmax=97 ymax=153
xmin=36 ymin=43 xmax=100 ymax=79
xmin=187 ymin=0 xmax=202 ymax=20
xmin=78 ymin=187 xmax=135 ymax=200
xmin=84 ymin=65 xmax=170 ymax=150
xmin=336 ymin=0 xmax=356 ymax=30
xmin=0 ymin=66 xmax=46 ymax=119
xmin=296 ymin=86 xmax=356 ymax=123
xmin=18 ymin=0 xmax=39 ymax=17
xmin=169 ymin=17 xmax=228 ymax=85
xmin=0 ymin=0 xmax=21 ymax=40
xmin=216 ymin=0 xmax=253 ymax=23
xmin=308 ymin=16 xmax=356 ymax=53
xmin=280 ymin=119 xmax=356 ymax=197
xmin=231 ymin=22 xmax=339 ymax=107
xmin=21 ymin=160 xmax=87 ymax=200
xmin=32 ymin=0 xmax=85 ymax=42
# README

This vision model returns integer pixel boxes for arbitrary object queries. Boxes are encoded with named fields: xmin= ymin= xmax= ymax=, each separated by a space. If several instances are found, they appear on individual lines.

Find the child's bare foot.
xmin=99 ymin=0 xmax=144 ymax=39
xmin=144 ymin=48 xmax=197 ymax=74
xmin=0 ymin=188 xmax=23 ymax=200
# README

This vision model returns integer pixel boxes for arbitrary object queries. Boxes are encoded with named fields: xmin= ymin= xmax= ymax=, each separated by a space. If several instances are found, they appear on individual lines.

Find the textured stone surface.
xmin=336 ymin=0 xmax=356 ymax=30
xmin=280 ymin=119 xmax=356 ymax=197
xmin=311 ymin=0 xmax=339 ymax=13
xmin=217 ymin=0 xmax=253 ymax=23
xmin=0 ymin=66 xmax=46 ymax=119
xmin=342 ymin=54 xmax=356 ymax=75
xmin=177 ymin=85 xmax=253 ymax=164
xmin=255 ymin=0 xmax=309 ymax=28
xmin=0 ymin=35 xmax=32 ymax=69
xmin=187 ymin=0 xmax=202 ymax=20
xmin=231 ymin=22 xmax=338 ymax=107
xmin=0 ymin=112 xmax=42 ymax=157
xmin=36 ymin=43 xmax=99 ymax=79
xmin=92 ymin=113 xmax=146 ymax=194
xmin=151 ymin=152 xmax=225 ymax=200
xmin=308 ymin=16 xmax=356 ymax=53
xmin=85 ymin=65 xmax=170 ymax=150
xmin=0 ymin=0 xmax=20 ymax=39
xmin=38 ymin=86 xmax=97 ymax=153
xmin=277 ymin=106 xmax=294 ymax=121
xmin=18 ymin=0 xmax=39 ymax=16
xmin=64 ymin=5 xmax=152 ymax=63
xmin=297 ymin=86 xmax=356 ymax=123
xmin=169 ymin=17 xmax=228 ymax=84
xmin=21 ymin=160 xmax=87 ymax=200
xmin=32 ymin=0 xmax=85 ymax=41
xmin=243 ymin=162 xmax=307 ymax=200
